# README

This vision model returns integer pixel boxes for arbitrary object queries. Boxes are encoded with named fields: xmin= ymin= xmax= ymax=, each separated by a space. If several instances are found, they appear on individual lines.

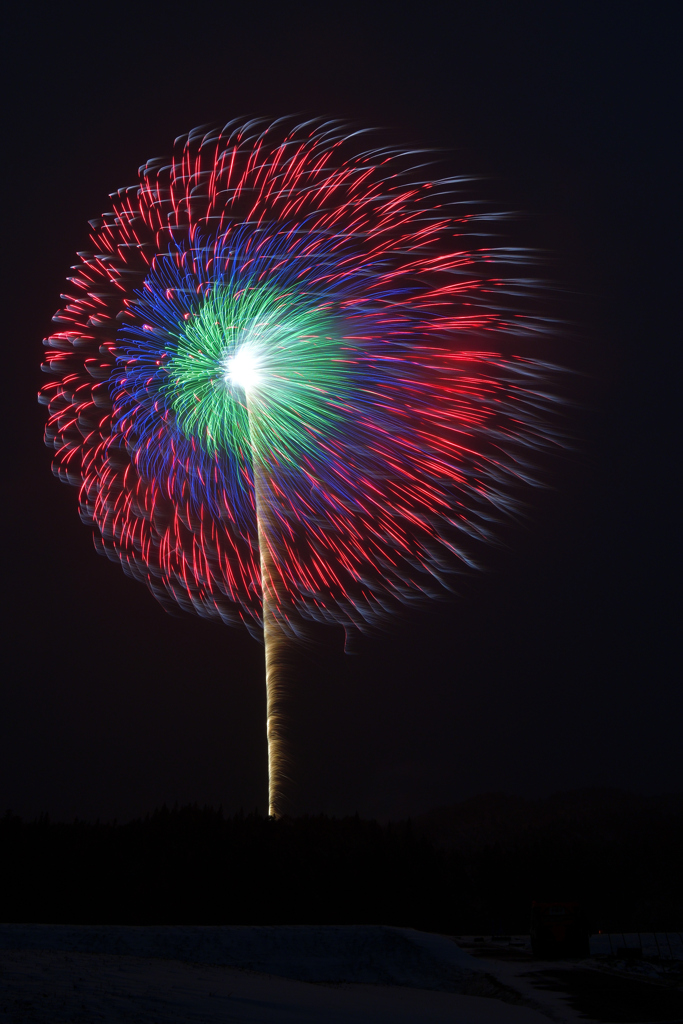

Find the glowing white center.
xmin=226 ymin=347 xmax=260 ymax=390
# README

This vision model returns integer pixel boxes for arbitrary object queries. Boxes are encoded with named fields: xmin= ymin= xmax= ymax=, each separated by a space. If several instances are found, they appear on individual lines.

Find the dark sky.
xmin=1 ymin=4 xmax=678 ymax=822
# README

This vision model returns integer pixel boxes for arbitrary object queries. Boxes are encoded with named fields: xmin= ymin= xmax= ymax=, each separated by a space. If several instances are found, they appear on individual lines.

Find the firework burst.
xmin=40 ymin=118 xmax=560 ymax=815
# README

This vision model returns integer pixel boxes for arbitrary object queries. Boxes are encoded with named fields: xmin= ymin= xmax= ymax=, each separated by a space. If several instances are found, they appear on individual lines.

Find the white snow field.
xmin=0 ymin=925 xmax=549 ymax=1023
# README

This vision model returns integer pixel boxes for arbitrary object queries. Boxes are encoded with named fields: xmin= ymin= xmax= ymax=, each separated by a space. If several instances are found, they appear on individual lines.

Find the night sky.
xmin=1 ymin=4 xmax=678 ymax=823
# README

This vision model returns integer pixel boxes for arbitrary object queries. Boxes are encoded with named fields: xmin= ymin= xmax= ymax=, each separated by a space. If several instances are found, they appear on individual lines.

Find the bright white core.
xmin=225 ymin=347 xmax=260 ymax=390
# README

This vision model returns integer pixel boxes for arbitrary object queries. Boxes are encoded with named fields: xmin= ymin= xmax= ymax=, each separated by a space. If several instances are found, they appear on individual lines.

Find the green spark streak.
xmin=164 ymin=283 xmax=348 ymax=468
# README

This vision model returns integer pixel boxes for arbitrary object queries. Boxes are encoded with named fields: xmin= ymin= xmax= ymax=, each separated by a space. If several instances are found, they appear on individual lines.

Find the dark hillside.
xmin=1 ymin=791 xmax=680 ymax=933
xmin=415 ymin=790 xmax=683 ymax=931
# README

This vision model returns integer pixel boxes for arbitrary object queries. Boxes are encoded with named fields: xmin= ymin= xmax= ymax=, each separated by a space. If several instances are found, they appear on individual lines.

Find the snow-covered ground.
xmin=0 ymin=925 xmax=481 ymax=989
xmin=0 ymin=925 xmax=550 ymax=1023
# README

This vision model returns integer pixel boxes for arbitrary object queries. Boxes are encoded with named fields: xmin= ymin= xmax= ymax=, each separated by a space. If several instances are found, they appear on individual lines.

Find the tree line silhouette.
xmin=1 ymin=790 xmax=680 ymax=932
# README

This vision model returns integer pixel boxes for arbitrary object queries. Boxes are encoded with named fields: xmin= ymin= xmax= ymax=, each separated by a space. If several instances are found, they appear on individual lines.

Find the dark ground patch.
xmin=527 ymin=967 xmax=683 ymax=1023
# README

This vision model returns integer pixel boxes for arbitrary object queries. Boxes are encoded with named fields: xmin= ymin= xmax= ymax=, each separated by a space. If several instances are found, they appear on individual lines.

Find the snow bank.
xmin=0 ymin=947 xmax=550 ymax=1023
xmin=0 ymin=924 xmax=482 ymax=991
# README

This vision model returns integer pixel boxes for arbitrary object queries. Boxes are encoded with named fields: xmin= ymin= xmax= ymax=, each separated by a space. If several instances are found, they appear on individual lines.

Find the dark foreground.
xmin=0 ymin=940 xmax=540 ymax=1024
xmin=1 ymin=790 xmax=681 ymax=932
xmin=1 ymin=926 xmax=683 ymax=1023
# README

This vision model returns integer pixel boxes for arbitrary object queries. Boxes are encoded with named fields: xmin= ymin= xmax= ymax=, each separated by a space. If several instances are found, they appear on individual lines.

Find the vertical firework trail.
xmin=250 ymin=412 xmax=289 ymax=818
xmin=40 ymin=118 xmax=562 ymax=816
